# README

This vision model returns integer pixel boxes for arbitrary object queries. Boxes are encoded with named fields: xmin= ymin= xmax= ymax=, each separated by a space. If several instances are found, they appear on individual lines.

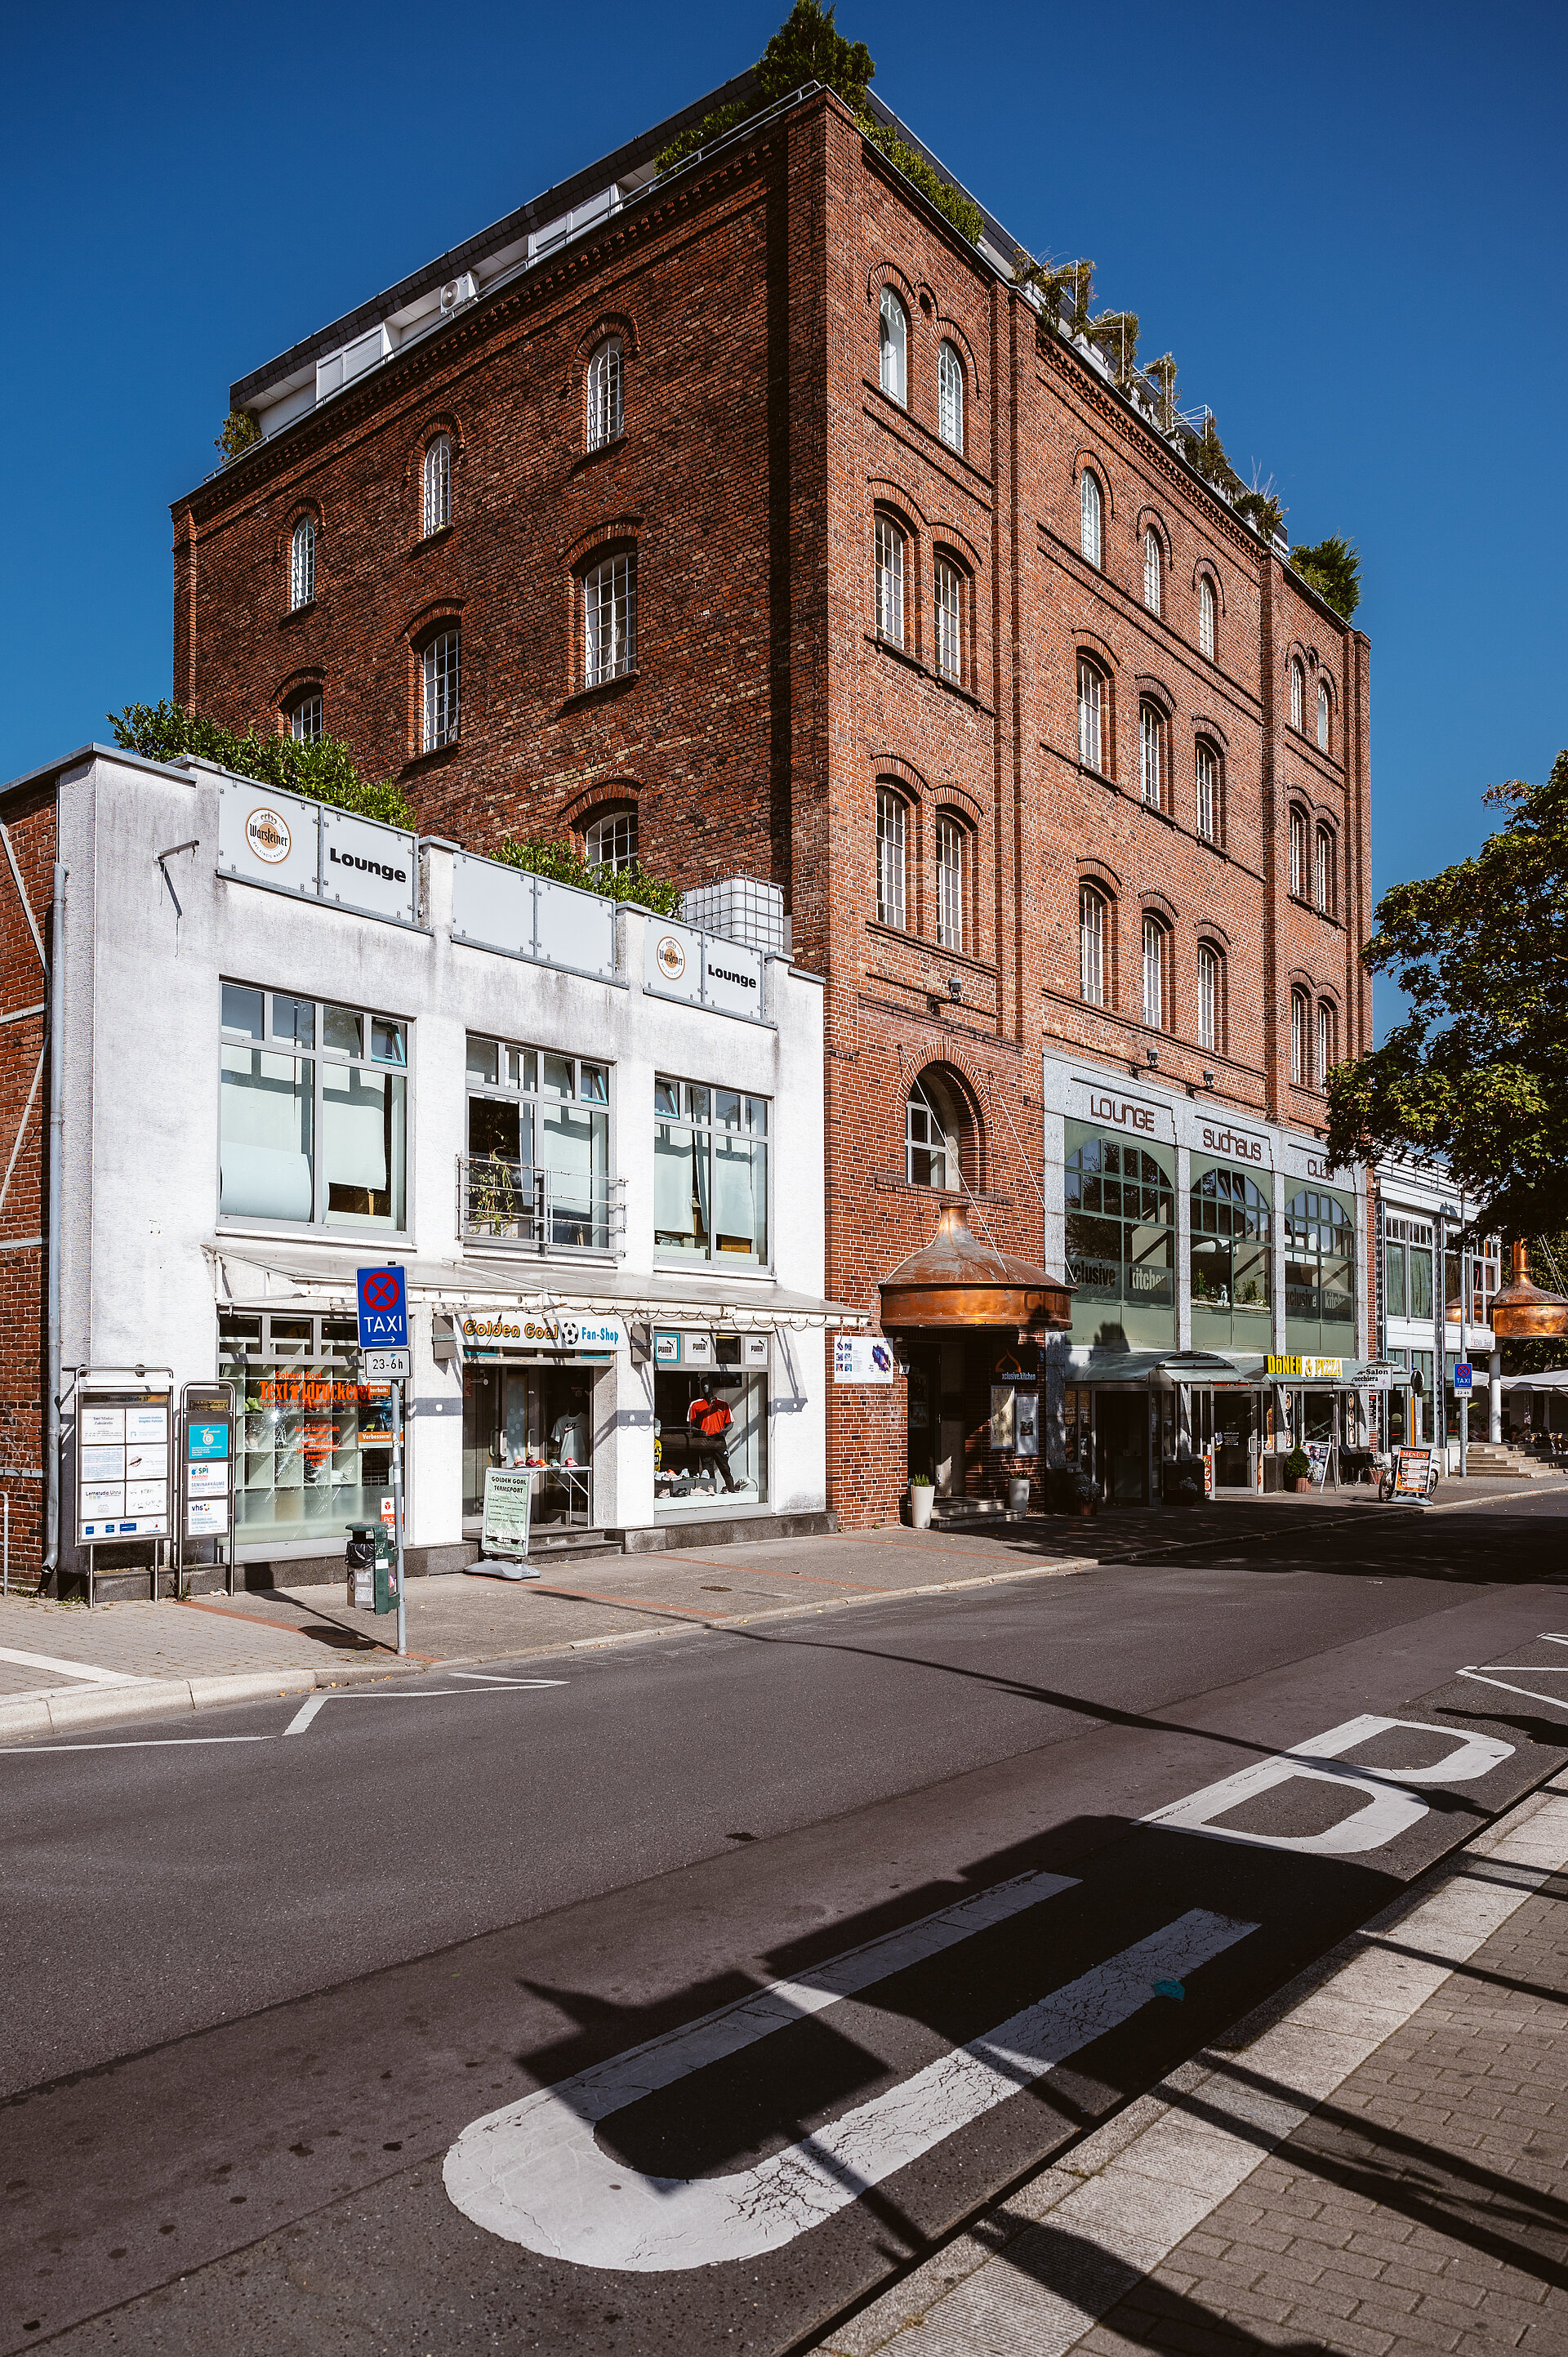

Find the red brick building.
xmin=170 ymin=74 xmax=1371 ymax=1525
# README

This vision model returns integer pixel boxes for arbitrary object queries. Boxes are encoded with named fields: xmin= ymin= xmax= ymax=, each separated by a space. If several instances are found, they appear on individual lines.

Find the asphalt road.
xmin=4 ymin=1492 xmax=1567 ymax=2355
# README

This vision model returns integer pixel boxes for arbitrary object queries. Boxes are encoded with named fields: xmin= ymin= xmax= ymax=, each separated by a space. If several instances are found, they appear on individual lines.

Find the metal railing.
xmin=459 ymin=1155 xmax=622 ymax=1252
xmin=510 ymin=1461 xmax=593 ymax=1531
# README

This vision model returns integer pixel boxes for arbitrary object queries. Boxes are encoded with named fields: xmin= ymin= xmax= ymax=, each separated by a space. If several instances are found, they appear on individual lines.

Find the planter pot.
xmin=1072 ymin=1499 xmax=1098 ymax=1517
xmin=1007 ymin=1477 xmax=1032 ymax=1517
xmin=909 ymin=1485 xmax=935 ymax=1530
xmin=1293 ymin=1477 xmax=1312 ymax=1495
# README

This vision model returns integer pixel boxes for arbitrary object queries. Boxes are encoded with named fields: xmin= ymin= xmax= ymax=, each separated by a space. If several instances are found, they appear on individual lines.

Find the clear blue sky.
xmin=3 ymin=0 xmax=1563 ymax=1032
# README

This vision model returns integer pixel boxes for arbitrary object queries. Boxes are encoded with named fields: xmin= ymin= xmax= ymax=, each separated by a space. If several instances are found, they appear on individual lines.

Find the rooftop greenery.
xmin=496 ymin=834 xmax=684 ymax=916
xmin=109 ymin=701 xmax=415 ymax=827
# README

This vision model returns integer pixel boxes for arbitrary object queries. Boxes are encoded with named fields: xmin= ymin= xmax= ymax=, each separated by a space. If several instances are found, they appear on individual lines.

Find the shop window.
xmin=653 ymin=1076 xmax=768 ymax=1264
xmin=879 ymin=286 xmax=907 ymax=404
xmin=905 ymin=1067 xmax=971 ymax=1190
xmin=462 ymin=1364 xmax=595 ymax=1528
xmin=1191 ymin=1165 xmax=1272 ymax=1350
xmin=220 ymin=984 xmax=407 ymax=1232
xmin=938 ymin=339 xmax=964 ymax=450
xmin=463 ymin=1034 xmax=611 ymax=1247
xmin=1064 ymin=1122 xmax=1176 ymax=1348
xmin=656 ymin=1339 xmax=768 ymax=1511
xmin=220 ymin=1311 xmax=393 ymax=1552
xmin=1285 ymin=1187 xmax=1356 ymax=1351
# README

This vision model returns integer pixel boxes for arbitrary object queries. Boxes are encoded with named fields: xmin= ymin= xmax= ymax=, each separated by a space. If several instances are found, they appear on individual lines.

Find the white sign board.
xmin=363 ymin=1348 xmax=412 ymax=1380
xmin=217 ymin=780 xmax=321 ymax=898
xmin=482 ymin=1467 xmax=535 ymax=1559
xmin=451 ymin=853 xmax=616 ymax=981
xmin=78 ymin=1388 xmax=170 ymax=1539
xmin=645 ymin=920 xmax=764 ymax=1021
xmin=834 ymin=1336 xmax=895 ymax=1384
xmin=319 ymin=806 xmax=418 ymax=926
xmin=459 ymin=1311 xmax=624 ymax=1354
xmin=702 ymin=938 xmax=764 ymax=1019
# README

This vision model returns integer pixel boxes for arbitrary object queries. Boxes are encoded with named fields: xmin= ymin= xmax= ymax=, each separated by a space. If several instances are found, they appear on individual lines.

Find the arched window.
xmin=1314 ymin=824 xmax=1335 ymax=916
xmin=1199 ymin=576 xmax=1217 ymax=662
xmin=875 ymin=515 xmax=906 ymax=646
xmin=289 ymin=516 xmax=315 ymax=610
xmin=1077 ymin=657 xmax=1104 ymax=772
xmin=1290 ymin=985 xmax=1311 ymax=1085
xmin=879 ymin=287 xmax=907 ymax=404
xmin=583 ymin=809 xmax=638 ymax=873
xmin=906 ymin=1068 xmax=971 ymax=1189
xmin=1139 ymin=702 xmax=1165 ymax=810
xmin=1195 ymin=741 xmax=1220 ymax=844
xmin=1143 ymin=528 xmax=1162 ymax=615
xmin=1290 ymin=805 xmax=1307 ymax=898
xmin=1316 ymin=1000 xmax=1337 ymax=1084
xmin=1285 ymin=1188 xmax=1356 ymax=1338
xmin=875 ymin=786 xmax=906 ymax=929
xmin=1290 ymin=656 xmax=1305 ymax=732
xmin=586 ymin=337 xmax=623 ymax=451
xmin=421 ymin=626 xmax=461 ymax=751
xmin=1142 ymin=913 xmax=1168 ymax=1031
xmin=1065 ymin=1134 xmax=1175 ymax=1343
xmin=1191 ymin=1166 xmax=1272 ymax=1340
xmin=936 ymin=813 xmax=967 ymax=951
xmin=1080 ymin=470 xmax=1102 ymax=567
xmin=1079 ymin=883 xmax=1107 ymax=1007
xmin=938 ymin=341 xmax=964 ymax=451
xmin=933 ymin=555 xmax=963 ymax=681
xmin=1316 ymin=680 xmax=1330 ymax=751
xmin=422 ymin=433 xmax=451 ymax=537
xmin=1197 ymin=942 xmax=1222 ymax=1053
xmin=584 ymin=550 xmax=636 ymax=684
xmin=288 ymin=690 xmax=323 ymax=745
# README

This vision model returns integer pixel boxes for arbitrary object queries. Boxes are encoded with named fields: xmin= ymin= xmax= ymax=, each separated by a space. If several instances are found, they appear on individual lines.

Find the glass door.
xmin=1214 ymin=1392 xmax=1256 ymax=1490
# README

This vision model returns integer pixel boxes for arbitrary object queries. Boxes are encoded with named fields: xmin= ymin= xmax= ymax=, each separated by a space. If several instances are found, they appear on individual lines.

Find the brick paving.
xmin=0 ymin=1589 xmax=385 ymax=1701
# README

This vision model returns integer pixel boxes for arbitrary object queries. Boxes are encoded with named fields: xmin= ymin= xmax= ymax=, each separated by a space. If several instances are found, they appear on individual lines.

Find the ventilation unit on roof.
xmin=440 ymin=273 xmax=479 ymax=314
xmin=315 ymin=322 xmax=396 ymax=404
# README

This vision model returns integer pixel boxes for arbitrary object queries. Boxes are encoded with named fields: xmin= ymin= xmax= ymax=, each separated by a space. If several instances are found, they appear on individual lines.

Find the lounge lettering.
xmin=707 ymin=963 xmax=758 ymax=990
xmin=329 ymin=846 xmax=409 ymax=884
xmin=1087 ymin=1093 xmax=1155 ymax=1133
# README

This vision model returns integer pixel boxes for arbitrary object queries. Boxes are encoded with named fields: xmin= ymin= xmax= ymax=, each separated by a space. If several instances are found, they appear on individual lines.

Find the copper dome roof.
xmin=880 ymin=1205 xmax=1073 ymax=1333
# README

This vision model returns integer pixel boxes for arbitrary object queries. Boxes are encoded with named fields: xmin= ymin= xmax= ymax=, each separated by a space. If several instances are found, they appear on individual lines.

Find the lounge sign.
xmin=645 ymin=918 xmax=764 ymax=1022
xmin=218 ymin=781 xmax=417 ymax=926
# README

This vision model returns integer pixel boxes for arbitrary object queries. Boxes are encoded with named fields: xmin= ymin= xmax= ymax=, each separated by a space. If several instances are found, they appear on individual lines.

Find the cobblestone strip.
xmin=815 ymin=1777 xmax=1568 ymax=2357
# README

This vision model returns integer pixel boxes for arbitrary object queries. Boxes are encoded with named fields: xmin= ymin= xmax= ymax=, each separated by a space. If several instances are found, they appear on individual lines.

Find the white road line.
xmin=0 ymin=1645 xmax=149 ymax=1686
xmin=1457 ymin=1667 xmax=1568 ymax=1714
xmin=449 ymin=1672 xmax=570 ymax=1686
xmin=0 ymin=1735 xmax=272 ymax=1753
xmin=284 ymin=1691 xmax=327 ymax=1735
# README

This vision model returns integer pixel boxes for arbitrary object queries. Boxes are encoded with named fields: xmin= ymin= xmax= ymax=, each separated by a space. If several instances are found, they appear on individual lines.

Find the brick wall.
xmin=0 ymin=788 xmax=56 ymax=1586
xmin=175 ymin=88 xmax=1370 ymax=1530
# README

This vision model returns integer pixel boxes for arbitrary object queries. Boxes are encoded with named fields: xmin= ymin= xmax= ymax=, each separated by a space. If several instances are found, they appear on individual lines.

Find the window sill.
xmin=870 ymin=630 xmax=924 ymax=674
xmin=280 ymin=601 xmax=318 ymax=628
xmin=1289 ymin=893 xmax=1343 ymax=928
xmin=561 ymin=669 xmax=640 ymax=711
xmin=866 ymin=635 xmax=994 ymax=715
xmin=408 ymin=526 xmax=453 ymax=559
xmin=402 ymin=737 xmax=462 ymax=774
xmin=216 ymin=1219 xmax=414 ymax=1248
xmin=571 ymin=435 xmax=626 ymax=478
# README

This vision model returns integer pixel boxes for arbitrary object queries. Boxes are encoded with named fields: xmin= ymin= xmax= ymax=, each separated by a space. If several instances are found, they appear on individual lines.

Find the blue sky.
xmin=2 ymin=0 xmax=1563 ymax=1034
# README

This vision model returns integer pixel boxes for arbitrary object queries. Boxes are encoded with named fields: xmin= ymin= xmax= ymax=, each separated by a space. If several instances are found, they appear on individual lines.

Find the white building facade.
xmin=1373 ymin=1155 xmax=1502 ymax=1459
xmin=34 ymin=747 xmax=845 ymax=1591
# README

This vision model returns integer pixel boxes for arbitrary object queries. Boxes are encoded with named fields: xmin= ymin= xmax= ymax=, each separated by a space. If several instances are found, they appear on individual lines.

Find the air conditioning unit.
xmin=439 ymin=273 xmax=479 ymax=315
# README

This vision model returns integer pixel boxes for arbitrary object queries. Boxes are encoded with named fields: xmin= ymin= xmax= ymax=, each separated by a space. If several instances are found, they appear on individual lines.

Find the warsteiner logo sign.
xmin=246 ymin=806 xmax=292 ymax=864
xmin=655 ymin=934 xmax=687 ymax=980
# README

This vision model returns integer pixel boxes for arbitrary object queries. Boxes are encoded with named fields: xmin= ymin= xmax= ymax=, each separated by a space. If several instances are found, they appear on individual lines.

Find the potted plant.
xmin=1285 ymin=1445 xmax=1312 ymax=1495
xmin=908 ymin=1474 xmax=935 ymax=1530
xmin=1164 ymin=1455 xmax=1204 ymax=1507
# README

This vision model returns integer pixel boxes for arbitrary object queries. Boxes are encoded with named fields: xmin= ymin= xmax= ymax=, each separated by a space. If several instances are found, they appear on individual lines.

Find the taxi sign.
xmin=357 ymin=1265 xmax=408 ymax=1350
xmin=1453 ymin=1361 xmax=1473 ymax=1393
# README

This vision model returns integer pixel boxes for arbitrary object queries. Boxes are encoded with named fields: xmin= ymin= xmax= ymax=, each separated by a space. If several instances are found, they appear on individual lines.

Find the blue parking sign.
xmin=357 ymin=1265 xmax=408 ymax=1349
xmin=1453 ymin=1361 xmax=1473 ymax=1392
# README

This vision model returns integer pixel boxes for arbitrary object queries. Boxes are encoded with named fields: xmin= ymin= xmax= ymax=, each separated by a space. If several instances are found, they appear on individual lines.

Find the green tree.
xmin=1325 ymin=751 xmax=1568 ymax=1236
xmin=1290 ymin=534 xmax=1361 ymax=620
xmin=753 ymin=0 xmax=874 ymax=109
xmin=109 ymin=700 xmax=414 ymax=828
xmin=214 ymin=409 xmax=261 ymax=466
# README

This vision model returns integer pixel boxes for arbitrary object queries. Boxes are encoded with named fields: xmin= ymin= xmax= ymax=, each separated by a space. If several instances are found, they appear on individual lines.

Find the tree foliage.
xmin=1325 ymin=751 xmax=1568 ymax=1236
xmin=1290 ymin=534 xmax=1361 ymax=620
xmin=109 ymin=701 xmax=414 ymax=828
xmin=214 ymin=409 xmax=261 ymax=466
xmin=496 ymin=835 xmax=684 ymax=916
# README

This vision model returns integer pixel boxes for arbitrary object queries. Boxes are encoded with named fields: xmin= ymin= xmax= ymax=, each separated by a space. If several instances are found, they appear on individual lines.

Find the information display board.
xmin=1394 ymin=1446 xmax=1434 ymax=1496
xmin=181 ymin=1381 xmax=235 ymax=1545
xmin=482 ymin=1468 xmax=535 ymax=1560
xmin=78 ymin=1387 xmax=172 ymax=1539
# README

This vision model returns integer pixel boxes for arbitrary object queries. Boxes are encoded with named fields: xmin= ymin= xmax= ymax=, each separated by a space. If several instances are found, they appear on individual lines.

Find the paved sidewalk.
xmin=816 ymin=1779 xmax=1568 ymax=2357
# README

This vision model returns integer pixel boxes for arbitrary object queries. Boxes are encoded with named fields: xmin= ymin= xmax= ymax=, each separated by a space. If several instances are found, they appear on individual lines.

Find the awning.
xmin=208 ymin=1246 xmax=864 ymax=1333
xmin=1061 ymin=1349 xmax=1266 ymax=1388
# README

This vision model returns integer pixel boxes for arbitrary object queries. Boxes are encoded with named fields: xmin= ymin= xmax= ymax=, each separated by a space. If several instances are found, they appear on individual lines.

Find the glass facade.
xmin=1285 ymin=1187 xmax=1357 ymax=1356
xmin=654 ymin=1348 xmax=768 ymax=1508
xmin=654 ymin=1077 xmax=768 ymax=1264
xmin=219 ymin=1312 xmax=394 ymax=1548
xmin=464 ymin=1036 xmax=610 ymax=1247
xmin=220 ymin=986 xmax=408 ymax=1232
xmin=1064 ymin=1122 xmax=1176 ymax=1349
xmin=1190 ymin=1161 xmax=1272 ymax=1352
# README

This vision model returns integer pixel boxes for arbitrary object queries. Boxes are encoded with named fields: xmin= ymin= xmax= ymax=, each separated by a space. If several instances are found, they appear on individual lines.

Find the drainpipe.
xmin=42 ymin=862 xmax=66 ymax=1584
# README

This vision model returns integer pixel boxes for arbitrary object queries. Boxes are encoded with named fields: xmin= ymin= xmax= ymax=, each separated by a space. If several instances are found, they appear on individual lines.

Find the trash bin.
xmin=346 ymin=1524 xmax=377 ymax=1611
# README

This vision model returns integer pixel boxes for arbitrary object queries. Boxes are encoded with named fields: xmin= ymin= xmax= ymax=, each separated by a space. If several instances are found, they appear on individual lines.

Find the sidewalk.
xmin=816 ymin=1776 xmax=1568 ymax=2357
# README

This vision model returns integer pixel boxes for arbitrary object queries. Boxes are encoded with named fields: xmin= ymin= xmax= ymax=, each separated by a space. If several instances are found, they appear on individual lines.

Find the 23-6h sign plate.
xmin=357 ymin=1266 xmax=408 ymax=1351
xmin=363 ymin=1348 xmax=412 ymax=1381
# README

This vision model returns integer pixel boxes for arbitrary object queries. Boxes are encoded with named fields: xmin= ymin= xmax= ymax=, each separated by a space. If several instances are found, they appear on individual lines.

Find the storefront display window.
xmin=654 ymin=1078 xmax=768 ymax=1265
xmin=1064 ymin=1124 xmax=1175 ymax=1349
xmin=219 ymin=1312 xmax=394 ymax=1548
xmin=1284 ymin=1187 xmax=1356 ymax=1356
xmin=461 ymin=1366 xmax=595 ymax=1526
xmin=220 ymin=985 xmax=407 ymax=1232
xmin=463 ymin=1036 xmax=610 ymax=1247
xmin=654 ymin=1339 xmax=767 ymax=1507
xmin=1190 ymin=1164 xmax=1272 ymax=1351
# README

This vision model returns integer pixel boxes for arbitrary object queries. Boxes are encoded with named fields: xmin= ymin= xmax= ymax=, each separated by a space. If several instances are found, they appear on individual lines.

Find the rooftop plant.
xmin=109 ymin=700 xmax=414 ymax=827
xmin=496 ymin=833 xmax=684 ymax=916
xmin=214 ymin=409 xmax=261 ymax=466
xmin=1289 ymin=535 xmax=1361 ymax=621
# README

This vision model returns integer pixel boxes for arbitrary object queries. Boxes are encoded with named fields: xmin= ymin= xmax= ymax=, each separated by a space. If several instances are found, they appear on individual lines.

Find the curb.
xmin=0 ymin=1653 xmax=415 ymax=1741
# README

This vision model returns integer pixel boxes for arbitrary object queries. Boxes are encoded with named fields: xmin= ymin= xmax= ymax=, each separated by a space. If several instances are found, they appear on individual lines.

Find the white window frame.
xmin=1080 ymin=885 xmax=1107 ymax=1007
xmin=876 ymin=788 xmax=906 ymax=930
xmin=1316 ymin=1000 xmax=1335 ymax=1085
xmin=1290 ymin=807 xmax=1307 ymax=898
xmin=879 ymin=287 xmax=907 ymax=405
xmin=936 ymin=815 xmax=966 ymax=952
xmin=1142 ymin=915 xmax=1166 ymax=1031
xmin=1143 ymin=528 xmax=1162 ymax=615
xmin=289 ymin=692 xmax=323 ymax=746
xmin=934 ymin=557 xmax=962 ymax=680
xmin=289 ymin=517 xmax=315 ymax=610
xmin=583 ymin=810 xmax=638 ymax=874
xmin=1077 ymin=657 xmax=1103 ymax=772
xmin=1315 ymin=826 xmax=1334 ymax=915
xmin=219 ymin=983 xmax=409 ymax=1236
xmin=1316 ymin=680 xmax=1330 ymax=751
xmin=1199 ymin=576 xmax=1216 ymax=661
xmin=1139 ymin=703 xmax=1164 ymax=809
xmin=1196 ymin=742 xmax=1218 ymax=842
xmin=421 ymin=628 xmax=461 ymax=751
xmin=1290 ymin=657 xmax=1304 ymax=732
xmin=906 ymin=1076 xmax=960 ymax=1190
xmin=653 ymin=1074 xmax=770 ymax=1267
xmin=938 ymin=340 xmax=964 ymax=450
xmin=875 ymin=515 xmax=906 ymax=647
xmin=1291 ymin=987 xmax=1311 ymax=1085
xmin=586 ymin=337 xmax=624 ymax=452
xmin=1080 ymin=470 xmax=1102 ymax=567
xmin=584 ymin=550 xmax=636 ymax=685
xmin=1197 ymin=943 xmax=1219 ymax=1052
xmin=422 ymin=434 xmax=451 ymax=537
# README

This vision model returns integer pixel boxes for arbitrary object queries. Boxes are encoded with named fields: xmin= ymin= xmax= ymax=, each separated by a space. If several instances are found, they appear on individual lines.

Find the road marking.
xmin=283 ymin=1678 xmax=568 ymax=1735
xmin=445 ymin=1883 xmax=1253 ymax=2271
xmin=285 ymin=1691 xmax=327 ymax=1735
xmin=448 ymin=1672 xmax=569 ymax=1686
xmin=0 ymin=1735 xmax=272 ymax=1753
xmin=0 ymin=1645 xmax=149 ymax=1686
xmin=1457 ymin=1669 xmax=1568 ymax=1715
xmin=1140 ymin=1713 xmax=1514 ymax=1855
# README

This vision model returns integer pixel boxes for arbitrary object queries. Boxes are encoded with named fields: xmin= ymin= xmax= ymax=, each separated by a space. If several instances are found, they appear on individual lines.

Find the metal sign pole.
xmin=1459 ymin=1234 xmax=1470 ymax=1480
xmin=393 ymin=1377 xmax=407 ymax=1659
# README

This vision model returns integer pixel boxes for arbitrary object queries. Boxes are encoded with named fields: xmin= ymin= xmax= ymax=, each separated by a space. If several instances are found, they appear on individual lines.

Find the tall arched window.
xmin=1143 ymin=528 xmax=1162 ymax=615
xmin=906 ymin=1068 xmax=970 ymax=1189
xmin=1142 ymin=914 xmax=1168 ymax=1031
xmin=1077 ymin=657 xmax=1104 ymax=772
xmin=289 ymin=517 xmax=315 ymax=610
xmin=583 ymin=809 xmax=638 ymax=873
xmin=936 ymin=814 xmax=967 ymax=951
xmin=938 ymin=340 xmax=964 ymax=451
xmin=1314 ymin=824 xmax=1335 ymax=916
xmin=1191 ymin=1166 xmax=1272 ymax=1343
xmin=421 ymin=626 xmax=461 ymax=751
xmin=288 ymin=690 xmax=323 ymax=745
xmin=874 ymin=515 xmax=906 ymax=646
xmin=422 ymin=433 xmax=451 ymax=537
xmin=875 ymin=786 xmax=906 ymax=929
xmin=1290 ymin=985 xmax=1311 ymax=1085
xmin=1197 ymin=942 xmax=1222 ymax=1052
xmin=586 ymin=337 xmax=623 ymax=451
xmin=1195 ymin=741 xmax=1219 ymax=844
xmin=1290 ymin=805 xmax=1307 ymax=898
xmin=584 ymin=550 xmax=636 ymax=684
xmin=1290 ymin=657 xmax=1305 ymax=732
xmin=1285 ymin=1188 xmax=1356 ymax=1341
xmin=879 ymin=287 xmax=907 ymax=404
xmin=1080 ymin=470 xmax=1102 ymax=567
xmin=1139 ymin=702 xmax=1165 ymax=810
xmin=933 ymin=556 xmax=963 ymax=681
xmin=1079 ymin=884 xmax=1107 ymax=1006
xmin=1316 ymin=680 xmax=1330 ymax=751
xmin=1199 ymin=576 xmax=1217 ymax=662
xmin=1316 ymin=1000 xmax=1337 ymax=1085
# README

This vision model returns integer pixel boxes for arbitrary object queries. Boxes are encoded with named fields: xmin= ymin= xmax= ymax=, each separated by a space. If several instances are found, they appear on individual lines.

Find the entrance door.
xmin=1214 ymin=1392 xmax=1256 ymax=1490
xmin=1098 ymin=1393 xmax=1147 ymax=1504
xmin=462 ymin=1370 xmax=501 ymax=1518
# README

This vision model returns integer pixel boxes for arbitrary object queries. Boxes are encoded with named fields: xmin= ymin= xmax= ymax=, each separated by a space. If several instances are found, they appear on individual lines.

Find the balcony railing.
xmin=458 ymin=1155 xmax=623 ymax=1253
